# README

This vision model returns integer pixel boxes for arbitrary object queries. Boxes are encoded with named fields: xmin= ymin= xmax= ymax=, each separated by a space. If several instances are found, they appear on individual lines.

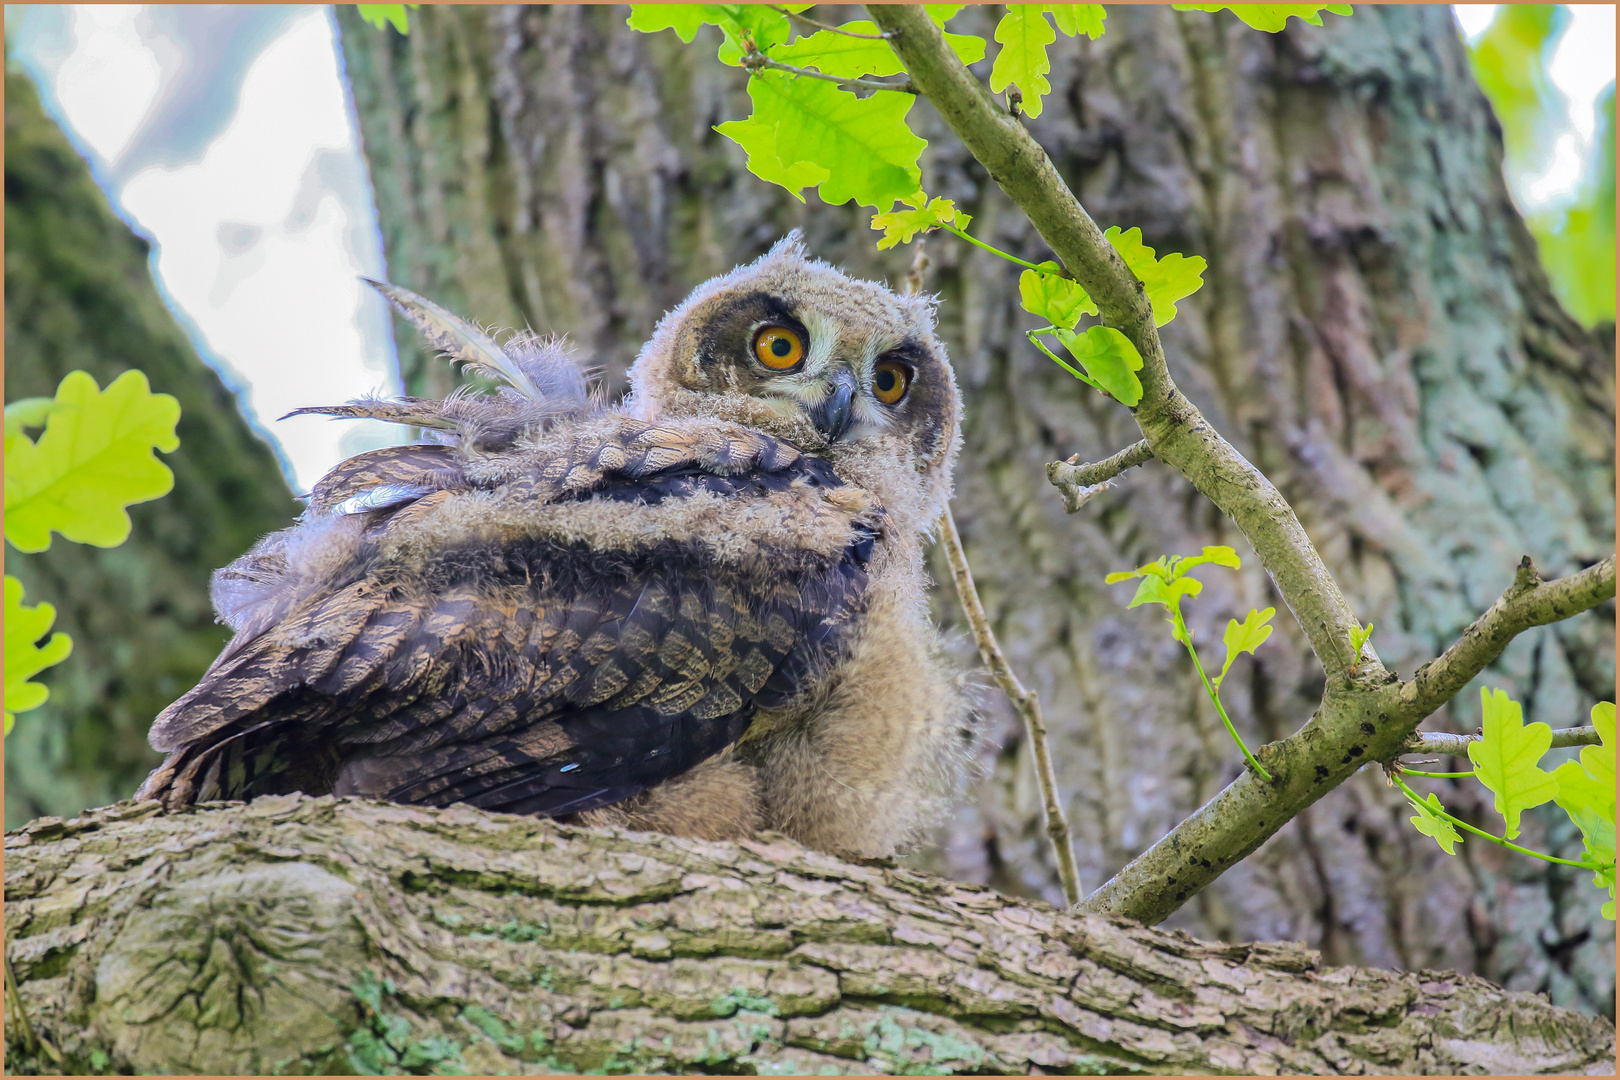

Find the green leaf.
xmin=1170 ymin=545 xmax=1241 ymax=577
xmin=772 ymin=21 xmax=985 ymax=78
xmin=1405 ymin=791 xmax=1464 ymax=855
xmin=356 ymin=4 xmax=416 ymax=34
xmin=1348 ymin=620 xmax=1374 ymax=661
xmin=871 ymin=197 xmax=972 ymax=250
xmin=925 ymin=5 xmax=965 ymax=26
xmin=1052 ymin=326 xmax=1144 ymax=405
xmin=1105 ymin=556 xmax=1170 ymax=586
xmin=4 ymin=575 xmax=72 ymax=736
xmin=626 ymin=4 xmax=712 ymax=42
xmin=4 ymin=398 xmax=57 ymax=440
xmin=1552 ymin=701 xmax=1616 ymax=916
xmin=1217 ymin=607 xmax=1275 ymax=689
xmin=715 ymin=5 xmax=793 ymax=66
xmin=1554 ymin=760 xmax=1615 ymax=853
xmin=729 ymin=71 xmax=926 ymax=211
xmin=1467 ymin=687 xmax=1560 ymax=840
xmin=1103 ymin=226 xmax=1207 ymax=327
xmin=1581 ymin=700 xmax=1615 ymax=792
xmin=5 ymin=370 xmax=181 ymax=553
xmin=1107 ymin=547 xmax=1238 ymax=586
xmin=1020 ymin=263 xmax=1096 ymax=330
xmin=627 ymin=5 xmax=792 ymax=65
xmin=1045 ymin=5 xmax=1106 ymax=40
xmin=714 ymin=115 xmax=830 ymax=201
xmin=1126 ymin=573 xmax=1203 ymax=611
xmin=989 ymin=7 xmax=1056 ymax=119
xmin=1171 ymin=5 xmax=1353 ymax=33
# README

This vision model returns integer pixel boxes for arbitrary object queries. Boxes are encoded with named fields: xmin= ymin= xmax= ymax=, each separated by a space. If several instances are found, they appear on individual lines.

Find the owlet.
xmin=138 ymin=235 xmax=972 ymax=857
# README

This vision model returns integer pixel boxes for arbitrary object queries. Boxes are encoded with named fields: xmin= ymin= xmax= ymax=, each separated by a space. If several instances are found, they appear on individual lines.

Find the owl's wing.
xmin=139 ymin=431 xmax=876 ymax=818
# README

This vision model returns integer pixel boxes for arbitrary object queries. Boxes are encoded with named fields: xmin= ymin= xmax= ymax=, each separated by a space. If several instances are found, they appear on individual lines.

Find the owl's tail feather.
xmin=136 ymin=725 xmax=340 ymax=808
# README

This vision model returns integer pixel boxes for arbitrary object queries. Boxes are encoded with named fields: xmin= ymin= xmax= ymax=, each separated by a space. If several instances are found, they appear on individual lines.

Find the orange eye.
xmin=872 ymin=360 xmax=911 ymax=405
xmin=752 ymin=326 xmax=805 ymax=370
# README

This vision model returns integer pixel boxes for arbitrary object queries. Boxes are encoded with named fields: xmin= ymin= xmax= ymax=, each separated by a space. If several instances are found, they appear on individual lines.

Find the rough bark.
xmin=3 ymin=69 xmax=301 ymax=828
xmin=331 ymin=4 xmax=1614 ymax=1012
xmin=4 ymin=796 xmax=1614 ymax=1076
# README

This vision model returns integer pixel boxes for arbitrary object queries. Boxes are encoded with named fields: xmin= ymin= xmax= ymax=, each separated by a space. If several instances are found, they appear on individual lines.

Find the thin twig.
xmin=899 ymin=237 xmax=1081 ymax=905
xmin=904 ymin=237 xmax=931 ymax=296
xmin=939 ymin=508 xmax=1083 ymax=905
xmin=1403 ymin=725 xmax=1601 ymax=758
xmin=939 ymin=224 xmax=1065 ymax=274
xmin=773 ymin=5 xmax=891 ymax=38
xmin=1044 ymin=440 xmax=1154 ymax=513
xmin=741 ymin=52 xmax=916 ymax=93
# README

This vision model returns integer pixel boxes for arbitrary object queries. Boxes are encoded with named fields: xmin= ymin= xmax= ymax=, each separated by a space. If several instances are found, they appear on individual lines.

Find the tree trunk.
xmin=5 ymin=795 xmax=1614 ymax=1075
xmin=331 ymin=3 xmax=1614 ymax=1015
xmin=3 ymin=70 xmax=300 ymax=827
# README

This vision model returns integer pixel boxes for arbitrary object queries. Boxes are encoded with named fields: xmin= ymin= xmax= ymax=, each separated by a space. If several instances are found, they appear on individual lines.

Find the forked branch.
xmin=1045 ymin=440 xmax=1154 ymax=513
xmin=865 ymin=3 xmax=1614 ymax=925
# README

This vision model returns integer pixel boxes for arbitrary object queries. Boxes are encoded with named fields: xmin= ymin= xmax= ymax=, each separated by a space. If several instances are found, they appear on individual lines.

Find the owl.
xmin=137 ymin=235 xmax=970 ymax=857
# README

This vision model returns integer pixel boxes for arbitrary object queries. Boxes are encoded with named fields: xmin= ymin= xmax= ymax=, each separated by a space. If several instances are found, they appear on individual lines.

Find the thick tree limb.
xmin=5 ymin=798 xmax=1614 ymax=1076
xmin=1399 ymin=556 xmax=1616 ymax=719
xmin=1044 ymin=440 xmax=1155 ymax=513
xmin=868 ymin=4 xmax=1366 ymax=687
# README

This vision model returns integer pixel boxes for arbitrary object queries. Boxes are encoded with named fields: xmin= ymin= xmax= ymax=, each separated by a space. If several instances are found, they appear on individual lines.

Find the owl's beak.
xmin=811 ymin=369 xmax=858 ymax=442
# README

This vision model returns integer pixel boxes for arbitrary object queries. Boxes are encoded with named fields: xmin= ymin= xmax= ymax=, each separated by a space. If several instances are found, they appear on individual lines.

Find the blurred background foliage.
xmin=1467 ymin=5 xmax=1615 ymax=327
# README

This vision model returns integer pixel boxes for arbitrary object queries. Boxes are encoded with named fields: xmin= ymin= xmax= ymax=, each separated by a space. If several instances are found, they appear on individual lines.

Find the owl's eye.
xmin=752 ymin=325 xmax=805 ymax=371
xmin=872 ymin=360 xmax=912 ymax=405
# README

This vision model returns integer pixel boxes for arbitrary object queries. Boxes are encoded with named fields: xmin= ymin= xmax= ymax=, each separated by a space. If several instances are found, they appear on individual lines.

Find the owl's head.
xmin=626 ymin=233 xmax=962 ymax=532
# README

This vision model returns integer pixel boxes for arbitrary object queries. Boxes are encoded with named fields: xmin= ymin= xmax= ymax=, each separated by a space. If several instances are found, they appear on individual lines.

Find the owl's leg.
xmin=748 ymin=588 xmax=974 ymax=858
xmin=571 ymin=757 xmax=763 ymax=840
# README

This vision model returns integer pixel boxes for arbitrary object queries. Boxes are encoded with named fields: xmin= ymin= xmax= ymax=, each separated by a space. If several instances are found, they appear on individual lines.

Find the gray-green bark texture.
xmin=5 ymin=795 xmax=1617 ymax=1075
xmin=332 ymin=3 xmax=1615 ymax=1015
xmin=3 ymin=68 xmax=300 ymax=826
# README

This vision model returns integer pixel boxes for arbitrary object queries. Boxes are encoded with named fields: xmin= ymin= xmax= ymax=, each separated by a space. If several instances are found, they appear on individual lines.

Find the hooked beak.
xmin=811 ymin=368 xmax=858 ymax=442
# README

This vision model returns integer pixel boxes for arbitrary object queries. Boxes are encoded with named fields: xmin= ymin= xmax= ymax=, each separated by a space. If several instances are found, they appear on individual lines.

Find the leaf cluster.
xmin=1401 ymin=693 xmax=1615 ymax=919
xmin=1106 ymin=546 xmax=1274 ymax=777
xmin=626 ymin=4 xmax=1276 ymax=407
xmin=3 ymin=370 xmax=180 ymax=733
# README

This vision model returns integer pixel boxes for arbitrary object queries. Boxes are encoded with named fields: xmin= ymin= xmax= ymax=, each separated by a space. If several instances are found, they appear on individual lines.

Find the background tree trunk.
xmin=332 ymin=3 xmax=1615 ymax=1014
xmin=6 ymin=796 xmax=1615 ymax=1075
xmin=3 ymin=69 xmax=299 ymax=827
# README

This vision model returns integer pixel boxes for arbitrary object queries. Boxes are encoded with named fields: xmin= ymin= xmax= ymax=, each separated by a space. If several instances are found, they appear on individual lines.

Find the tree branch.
xmin=1405 ymin=725 xmax=1601 ymax=758
xmin=772 ymin=6 xmax=890 ymax=39
xmin=1398 ymin=555 xmax=1616 ymax=719
xmin=7 ymin=798 xmax=1614 ymax=1076
xmin=939 ymin=506 xmax=1082 ymax=905
xmin=741 ymin=51 xmax=915 ymax=94
xmin=867 ymin=4 xmax=1365 ymax=685
xmin=1044 ymin=440 xmax=1155 ymax=513
xmin=867 ymin=2 xmax=1614 ymax=928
